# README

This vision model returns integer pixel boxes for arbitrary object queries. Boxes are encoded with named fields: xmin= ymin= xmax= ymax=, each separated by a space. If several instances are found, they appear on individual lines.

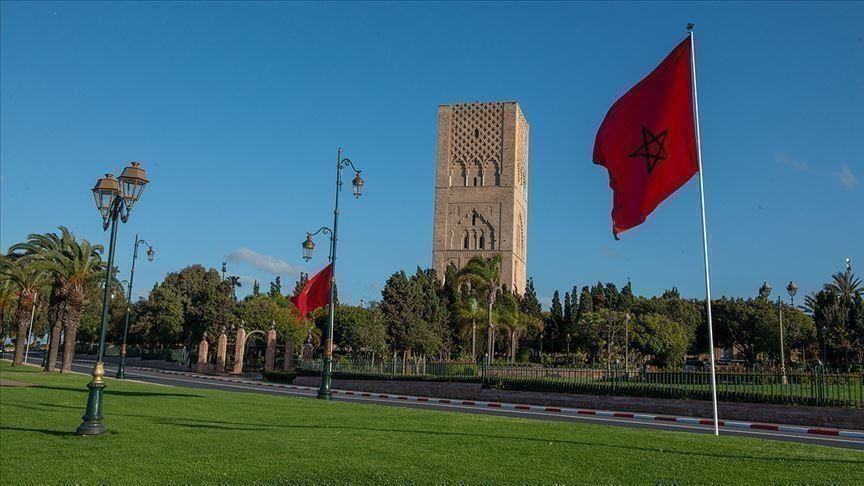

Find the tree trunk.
xmin=487 ymin=296 xmax=494 ymax=360
xmin=12 ymin=314 xmax=29 ymax=366
xmin=60 ymin=286 xmax=85 ymax=373
xmin=45 ymin=323 xmax=63 ymax=372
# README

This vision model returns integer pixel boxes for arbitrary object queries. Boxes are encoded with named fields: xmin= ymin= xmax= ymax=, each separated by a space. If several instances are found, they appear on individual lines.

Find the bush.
xmin=263 ymin=370 xmax=296 ymax=384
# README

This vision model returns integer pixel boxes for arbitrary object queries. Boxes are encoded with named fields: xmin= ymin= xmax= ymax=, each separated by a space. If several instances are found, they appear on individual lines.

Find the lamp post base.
xmin=316 ymin=390 xmax=333 ymax=400
xmin=76 ymin=362 xmax=107 ymax=436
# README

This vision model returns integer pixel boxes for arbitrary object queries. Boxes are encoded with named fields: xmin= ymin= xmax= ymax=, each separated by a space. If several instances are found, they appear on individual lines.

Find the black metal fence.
xmin=296 ymin=359 xmax=863 ymax=408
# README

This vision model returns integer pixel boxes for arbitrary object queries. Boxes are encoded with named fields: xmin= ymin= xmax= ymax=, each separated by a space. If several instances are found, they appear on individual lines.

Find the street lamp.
xmin=759 ymin=281 xmax=772 ymax=300
xmin=759 ymin=281 xmax=788 ymax=384
xmin=78 ymin=162 xmax=149 ymax=435
xmin=116 ymin=235 xmax=154 ymax=379
xmin=300 ymin=148 xmax=364 ymax=400
xmin=221 ymin=262 xmax=227 ymax=281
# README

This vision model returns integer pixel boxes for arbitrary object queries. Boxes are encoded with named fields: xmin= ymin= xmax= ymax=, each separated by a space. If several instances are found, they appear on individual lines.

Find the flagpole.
xmin=688 ymin=24 xmax=720 ymax=436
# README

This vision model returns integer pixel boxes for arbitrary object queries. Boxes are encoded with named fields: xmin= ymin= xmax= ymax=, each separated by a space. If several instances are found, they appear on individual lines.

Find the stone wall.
xmin=293 ymin=376 xmax=864 ymax=429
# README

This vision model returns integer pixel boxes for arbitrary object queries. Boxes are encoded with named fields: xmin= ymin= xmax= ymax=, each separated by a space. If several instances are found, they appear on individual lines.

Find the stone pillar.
xmin=197 ymin=336 xmax=209 ymax=373
xmin=216 ymin=331 xmax=227 ymax=373
xmin=232 ymin=327 xmax=246 ymax=375
xmin=265 ymin=323 xmax=277 ymax=372
xmin=283 ymin=339 xmax=295 ymax=372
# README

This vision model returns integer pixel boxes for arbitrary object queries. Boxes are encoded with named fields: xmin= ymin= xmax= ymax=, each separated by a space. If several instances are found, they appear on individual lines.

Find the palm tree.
xmin=457 ymin=295 xmax=485 ymax=359
xmin=50 ymin=238 xmax=104 ymax=372
xmin=0 ymin=279 xmax=18 ymax=359
xmin=0 ymin=256 xmax=45 ymax=366
xmin=458 ymin=255 xmax=501 ymax=360
xmin=826 ymin=270 xmax=862 ymax=306
xmin=10 ymin=228 xmax=75 ymax=371
xmin=805 ymin=268 xmax=863 ymax=368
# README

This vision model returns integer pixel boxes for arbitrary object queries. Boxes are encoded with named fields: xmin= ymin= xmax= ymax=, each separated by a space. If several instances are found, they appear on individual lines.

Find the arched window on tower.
xmin=479 ymin=233 xmax=485 ymax=250
xmin=494 ymin=163 xmax=501 ymax=186
xmin=463 ymin=232 xmax=470 ymax=250
xmin=472 ymin=214 xmax=477 ymax=226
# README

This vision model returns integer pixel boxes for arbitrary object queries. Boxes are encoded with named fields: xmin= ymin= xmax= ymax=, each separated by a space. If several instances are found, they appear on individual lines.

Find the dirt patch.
xmin=0 ymin=379 xmax=36 ymax=387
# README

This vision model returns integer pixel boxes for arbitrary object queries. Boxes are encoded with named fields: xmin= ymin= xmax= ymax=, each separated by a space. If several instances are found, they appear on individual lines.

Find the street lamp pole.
xmin=301 ymin=147 xmax=364 ymax=400
xmin=77 ymin=162 xmax=149 ymax=435
xmin=116 ymin=236 xmax=154 ymax=379
xmin=777 ymin=295 xmax=787 ymax=385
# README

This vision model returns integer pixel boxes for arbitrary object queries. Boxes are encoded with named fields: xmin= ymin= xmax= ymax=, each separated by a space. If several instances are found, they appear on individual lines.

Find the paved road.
xmin=15 ymin=354 xmax=864 ymax=450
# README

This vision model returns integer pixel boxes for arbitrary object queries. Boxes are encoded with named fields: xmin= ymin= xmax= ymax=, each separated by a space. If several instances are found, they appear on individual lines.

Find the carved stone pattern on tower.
xmin=450 ymin=102 xmax=504 ymax=184
xmin=516 ymin=109 xmax=529 ymax=196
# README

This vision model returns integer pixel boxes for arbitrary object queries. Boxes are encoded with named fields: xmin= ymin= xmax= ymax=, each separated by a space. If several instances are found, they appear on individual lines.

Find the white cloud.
xmin=773 ymin=152 xmax=811 ymax=173
xmin=832 ymin=163 xmax=858 ymax=190
xmin=539 ymin=296 xmax=552 ymax=311
xmin=227 ymin=247 xmax=304 ymax=278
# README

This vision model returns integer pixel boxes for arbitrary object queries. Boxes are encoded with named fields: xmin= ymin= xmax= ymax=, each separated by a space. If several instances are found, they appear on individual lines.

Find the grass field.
xmin=1 ymin=361 xmax=862 ymax=485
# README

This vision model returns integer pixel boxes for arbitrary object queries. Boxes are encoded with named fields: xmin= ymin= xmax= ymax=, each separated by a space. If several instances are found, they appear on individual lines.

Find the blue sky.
xmin=1 ymin=2 xmax=861 ymax=308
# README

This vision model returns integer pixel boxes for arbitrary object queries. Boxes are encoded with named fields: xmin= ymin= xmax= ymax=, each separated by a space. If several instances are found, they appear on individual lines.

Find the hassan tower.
xmin=432 ymin=101 xmax=529 ymax=294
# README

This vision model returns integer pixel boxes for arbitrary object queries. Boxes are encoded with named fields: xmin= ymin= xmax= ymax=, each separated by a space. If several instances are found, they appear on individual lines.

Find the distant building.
xmin=431 ymin=101 xmax=529 ymax=294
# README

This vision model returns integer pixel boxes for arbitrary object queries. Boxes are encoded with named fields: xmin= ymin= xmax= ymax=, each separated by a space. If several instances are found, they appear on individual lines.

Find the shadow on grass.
xmin=154 ymin=418 xmax=864 ymax=465
xmin=33 ymin=384 xmax=202 ymax=398
xmin=0 ymin=425 xmax=77 ymax=437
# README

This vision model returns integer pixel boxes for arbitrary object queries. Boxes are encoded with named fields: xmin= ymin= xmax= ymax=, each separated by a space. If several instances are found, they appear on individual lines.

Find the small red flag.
xmin=290 ymin=263 xmax=333 ymax=318
xmin=593 ymin=37 xmax=698 ymax=238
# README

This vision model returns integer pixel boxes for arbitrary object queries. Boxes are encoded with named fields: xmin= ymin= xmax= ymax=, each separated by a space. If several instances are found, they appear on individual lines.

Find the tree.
xmin=252 ymin=280 xmax=261 ymax=297
xmin=493 ymin=289 xmax=521 ymax=361
xmin=591 ymin=283 xmax=606 ymax=310
xmin=0 ymin=280 xmax=16 ymax=355
xmin=805 ymin=268 xmax=863 ymax=368
xmin=157 ymin=265 xmax=237 ymax=349
xmin=632 ymin=313 xmax=691 ymax=368
xmin=521 ymin=278 xmax=542 ymax=317
xmin=240 ymin=293 xmax=305 ymax=347
xmin=458 ymin=256 xmax=501 ymax=359
xmin=16 ymin=230 xmax=105 ymax=372
xmin=8 ymin=227 xmax=104 ymax=372
xmin=328 ymin=303 xmax=388 ymax=359
xmin=0 ymin=256 xmax=45 ymax=366
xmin=604 ymin=283 xmax=620 ymax=311
xmin=563 ymin=291 xmax=573 ymax=349
xmin=546 ymin=290 xmax=563 ymax=353
xmin=269 ymin=276 xmax=282 ymax=298
xmin=576 ymin=286 xmax=593 ymax=319
xmin=380 ymin=268 xmax=448 ymax=363
xmin=457 ymin=295 xmax=485 ymax=359
xmin=134 ymin=284 xmax=184 ymax=347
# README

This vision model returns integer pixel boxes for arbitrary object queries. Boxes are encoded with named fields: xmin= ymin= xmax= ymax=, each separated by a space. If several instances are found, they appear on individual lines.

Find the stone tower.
xmin=432 ymin=101 xmax=529 ymax=294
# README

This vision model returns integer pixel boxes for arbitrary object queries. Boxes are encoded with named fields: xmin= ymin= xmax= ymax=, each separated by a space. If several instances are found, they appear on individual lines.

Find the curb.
xmin=113 ymin=363 xmax=864 ymax=440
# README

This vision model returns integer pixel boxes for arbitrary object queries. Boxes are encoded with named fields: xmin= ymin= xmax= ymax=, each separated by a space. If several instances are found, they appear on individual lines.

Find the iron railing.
xmin=295 ymin=359 xmax=863 ymax=408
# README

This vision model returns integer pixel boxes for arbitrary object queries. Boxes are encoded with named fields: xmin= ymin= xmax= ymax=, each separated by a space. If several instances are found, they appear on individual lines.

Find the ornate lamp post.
xmin=300 ymin=148 xmax=364 ymax=400
xmin=759 ymin=281 xmax=772 ymax=300
xmin=77 ymin=162 xmax=149 ymax=435
xmin=116 ymin=236 xmax=154 ymax=379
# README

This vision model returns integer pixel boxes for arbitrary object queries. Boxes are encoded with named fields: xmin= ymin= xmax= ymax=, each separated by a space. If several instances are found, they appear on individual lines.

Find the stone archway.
xmin=243 ymin=330 xmax=267 ymax=372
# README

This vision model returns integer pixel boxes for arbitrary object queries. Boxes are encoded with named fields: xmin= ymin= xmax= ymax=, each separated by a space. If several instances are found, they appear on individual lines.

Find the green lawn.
xmin=1 ymin=361 xmax=861 ymax=485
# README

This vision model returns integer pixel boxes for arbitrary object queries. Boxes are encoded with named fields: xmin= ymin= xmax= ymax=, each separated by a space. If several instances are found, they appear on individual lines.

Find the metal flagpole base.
xmin=76 ymin=362 xmax=107 ymax=435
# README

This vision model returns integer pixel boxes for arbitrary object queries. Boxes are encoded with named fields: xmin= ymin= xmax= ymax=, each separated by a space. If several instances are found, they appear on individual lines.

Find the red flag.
xmin=593 ymin=37 xmax=698 ymax=238
xmin=290 ymin=263 xmax=333 ymax=318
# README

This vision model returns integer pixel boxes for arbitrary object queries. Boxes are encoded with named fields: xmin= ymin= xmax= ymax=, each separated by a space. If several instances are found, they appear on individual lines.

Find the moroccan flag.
xmin=593 ymin=37 xmax=698 ymax=238
xmin=290 ymin=263 xmax=333 ymax=317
